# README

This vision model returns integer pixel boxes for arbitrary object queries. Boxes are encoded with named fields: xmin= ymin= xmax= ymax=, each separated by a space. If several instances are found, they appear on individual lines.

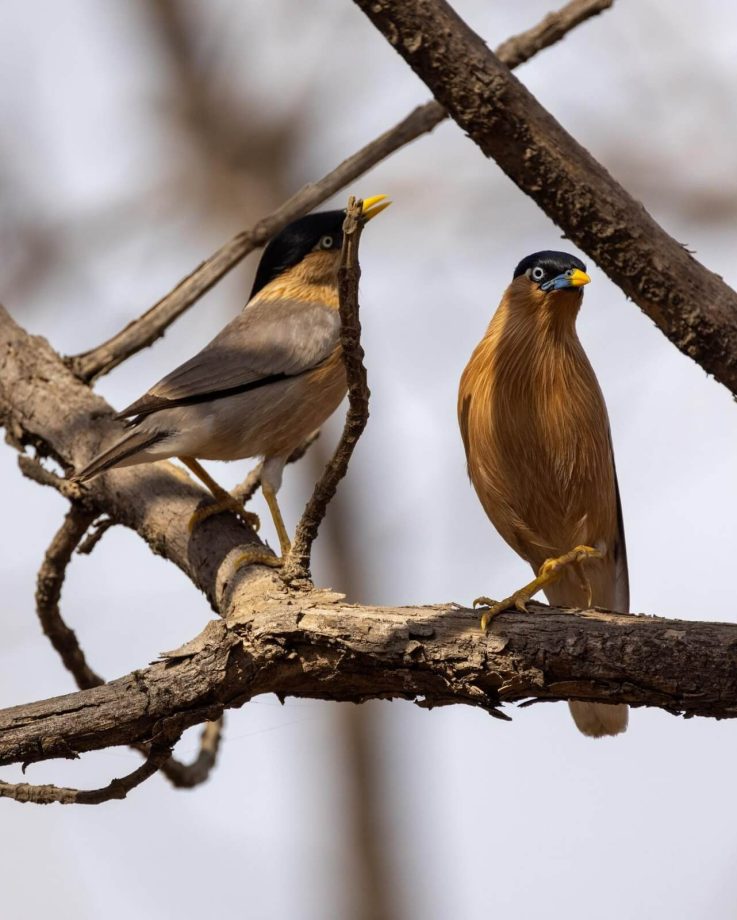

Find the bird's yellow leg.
xmin=474 ymin=545 xmax=602 ymax=633
xmin=180 ymin=456 xmax=261 ymax=533
xmin=262 ymin=481 xmax=291 ymax=557
xmin=232 ymin=483 xmax=291 ymax=573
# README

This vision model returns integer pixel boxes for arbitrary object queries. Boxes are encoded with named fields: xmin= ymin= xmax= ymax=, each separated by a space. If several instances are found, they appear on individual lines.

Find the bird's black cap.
xmin=513 ymin=250 xmax=587 ymax=281
xmin=250 ymin=210 xmax=346 ymax=299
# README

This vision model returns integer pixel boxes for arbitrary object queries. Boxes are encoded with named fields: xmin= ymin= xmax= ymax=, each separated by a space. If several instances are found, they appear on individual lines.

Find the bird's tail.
xmin=568 ymin=701 xmax=628 ymax=738
xmin=544 ymin=572 xmax=629 ymax=738
xmin=73 ymin=428 xmax=165 ymax=482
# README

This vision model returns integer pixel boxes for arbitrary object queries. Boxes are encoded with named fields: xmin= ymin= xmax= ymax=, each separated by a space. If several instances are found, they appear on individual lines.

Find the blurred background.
xmin=2 ymin=1 xmax=737 ymax=917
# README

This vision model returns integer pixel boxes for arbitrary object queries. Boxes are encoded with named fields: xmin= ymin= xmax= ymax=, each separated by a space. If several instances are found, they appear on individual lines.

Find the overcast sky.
xmin=2 ymin=2 xmax=737 ymax=918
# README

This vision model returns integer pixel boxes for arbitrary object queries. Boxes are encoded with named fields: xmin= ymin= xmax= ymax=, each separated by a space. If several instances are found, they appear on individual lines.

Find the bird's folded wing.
xmin=611 ymin=451 xmax=630 ymax=614
xmin=117 ymin=298 xmax=341 ymax=419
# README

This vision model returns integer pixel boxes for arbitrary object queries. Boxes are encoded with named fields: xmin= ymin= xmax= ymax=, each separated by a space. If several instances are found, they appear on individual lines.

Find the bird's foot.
xmin=473 ymin=544 xmax=602 ymax=633
xmin=233 ymin=546 xmax=283 ymax=571
xmin=188 ymin=494 xmax=261 ymax=533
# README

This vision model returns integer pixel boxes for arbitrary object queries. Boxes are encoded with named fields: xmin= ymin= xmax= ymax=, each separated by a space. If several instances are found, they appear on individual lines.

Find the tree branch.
xmin=66 ymin=0 xmax=612 ymax=384
xmin=352 ymin=0 xmax=737 ymax=396
xmin=285 ymin=197 xmax=370 ymax=582
xmin=4 ymin=596 xmax=737 ymax=770
xmin=0 ymin=742 xmax=173 ymax=805
xmin=36 ymin=505 xmax=105 ymax=688
xmin=34 ymin=503 xmax=224 ymax=789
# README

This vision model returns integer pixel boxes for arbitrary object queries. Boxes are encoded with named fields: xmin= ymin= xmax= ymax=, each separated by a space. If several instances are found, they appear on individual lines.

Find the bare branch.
xmin=285 ymin=198 xmax=370 ymax=582
xmin=157 ymin=720 xmax=224 ymax=790
xmin=352 ymin=0 xmax=737 ymax=396
xmin=0 ymin=742 xmax=173 ymax=805
xmin=3 ymin=597 xmax=737 ymax=772
xmin=495 ymin=0 xmax=612 ymax=68
xmin=36 ymin=505 xmax=105 ymax=689
xmin=66 ymin=0 xmax=612 ymax=384
xmin=35 ymin=501 xmax=224 ymax=790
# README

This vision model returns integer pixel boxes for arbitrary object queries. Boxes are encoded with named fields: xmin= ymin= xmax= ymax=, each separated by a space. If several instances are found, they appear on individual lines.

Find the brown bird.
xmin=458 ymin=251 xmax=628 ymax=737
xmin=74 ymin=195 xmax=390 ymax=569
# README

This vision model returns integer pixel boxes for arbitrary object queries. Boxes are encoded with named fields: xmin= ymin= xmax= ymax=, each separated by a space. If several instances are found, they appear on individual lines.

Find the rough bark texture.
xmin=3 ymin=596 xmax=737 ymax=769
xmin=352 ymin=0 xmax=737 ymax=396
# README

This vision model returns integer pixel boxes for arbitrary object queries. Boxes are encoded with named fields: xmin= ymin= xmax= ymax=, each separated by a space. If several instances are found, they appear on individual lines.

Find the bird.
xmin=74 ymin=195 xmax=391 ymax=569
xmin=457 ymin=250 xmax=628 ymax=738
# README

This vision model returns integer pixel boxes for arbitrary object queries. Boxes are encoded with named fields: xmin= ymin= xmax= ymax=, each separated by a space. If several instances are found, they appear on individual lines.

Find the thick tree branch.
xmin=3 ymin=597 xmax=737 ymax=770
xmin=352 ymin=0 xmax=737 ymax=396
xmin=66 ymin=0 xmax=611 ymax=384
xmin=285 ymin=198 xmax=370 ymax=582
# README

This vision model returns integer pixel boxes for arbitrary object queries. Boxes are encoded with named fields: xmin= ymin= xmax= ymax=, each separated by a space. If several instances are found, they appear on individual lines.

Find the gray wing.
xmin=117 ymin=298 xmax=340 ymax=420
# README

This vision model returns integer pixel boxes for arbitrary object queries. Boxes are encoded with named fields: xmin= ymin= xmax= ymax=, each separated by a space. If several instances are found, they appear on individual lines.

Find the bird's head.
xmin=250 ymin=195 xmax=390 ymax=299
xmin=511 ymin=251 xmax=591 ymax=315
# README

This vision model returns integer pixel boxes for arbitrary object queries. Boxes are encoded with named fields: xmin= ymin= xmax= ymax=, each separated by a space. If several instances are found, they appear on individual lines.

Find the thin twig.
xmin=284 ymin=198 xmax=369 ymax=583
xmin=66 ymin=0 xmax=610 ymax=384
xmin=0 ymin=742 xmax=173 ymax=805
xmin=34 ymin=505 xmax=224 ymax=790
xmin=77 ymin=516 xmax=115 ymax=555
xmin=153 ymin=720 xmax=223 ymax=789
xmin=495 ymin=0 xmax=612 ymax=68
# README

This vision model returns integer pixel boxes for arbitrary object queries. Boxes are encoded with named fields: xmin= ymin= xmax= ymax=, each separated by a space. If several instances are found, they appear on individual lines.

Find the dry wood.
xmin=34 ymin=501 xmax=225 ymax=788
xmin=3 ymin=594 xmax=737 ymax=771
xmin=352 ymin=0 xmax=737 ymax=396
xmin=0 ymin=742 xmax=173 ymax=805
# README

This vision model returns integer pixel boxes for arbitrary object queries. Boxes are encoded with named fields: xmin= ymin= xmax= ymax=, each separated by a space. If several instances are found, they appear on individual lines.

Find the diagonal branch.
xmin=285 ymin=197 xmax=370 ymax=582
xmin=352 ymin=0 xmax=737 ymax=396
xmin=67 ymin=0 xmax=613 ymax=384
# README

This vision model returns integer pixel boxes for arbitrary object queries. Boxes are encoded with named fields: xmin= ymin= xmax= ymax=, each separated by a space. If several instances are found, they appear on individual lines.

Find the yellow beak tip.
xmin=361 ymin=194 xmax=392 ymax=222
xmin=570 ymin=269 xmax=591 ymax=288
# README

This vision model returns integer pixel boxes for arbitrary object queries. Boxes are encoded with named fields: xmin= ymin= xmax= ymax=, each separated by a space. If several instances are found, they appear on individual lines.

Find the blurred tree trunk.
xmin=307 ymin=442 xmax=402 ymax=920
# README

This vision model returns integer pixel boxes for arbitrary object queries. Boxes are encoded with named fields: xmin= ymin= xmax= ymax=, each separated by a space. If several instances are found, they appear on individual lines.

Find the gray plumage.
xmin=75 ymin=295 xmax=346 ymax=490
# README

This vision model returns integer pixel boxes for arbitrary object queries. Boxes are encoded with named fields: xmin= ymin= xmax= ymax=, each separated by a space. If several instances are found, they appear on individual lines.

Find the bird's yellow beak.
xmin=568 ymin=268 xmax=591 ymax=287
xmin=361 ymin=194 xmax=392 ymax=222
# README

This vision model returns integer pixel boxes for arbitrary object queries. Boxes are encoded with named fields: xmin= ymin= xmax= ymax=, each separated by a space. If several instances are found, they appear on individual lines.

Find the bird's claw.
xmin=233 ymin=547 xmax=283 ymax=571
xmin=474 ymin=591 xmax=532 ymax=633
xmin=188 ymin=498 xmax=261 ymax=533
xmin=538 ymin=544 xmax=602 ymax=579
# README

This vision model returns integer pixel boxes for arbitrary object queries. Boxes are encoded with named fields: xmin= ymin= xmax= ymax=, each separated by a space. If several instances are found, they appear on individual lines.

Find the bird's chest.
xmin=473 ymin=362 xmax=614 ymax=556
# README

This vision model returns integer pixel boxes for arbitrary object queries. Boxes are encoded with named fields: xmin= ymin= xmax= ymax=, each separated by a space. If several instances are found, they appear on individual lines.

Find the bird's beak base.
xmin=361 ymin=194 xmax=392 ymax=222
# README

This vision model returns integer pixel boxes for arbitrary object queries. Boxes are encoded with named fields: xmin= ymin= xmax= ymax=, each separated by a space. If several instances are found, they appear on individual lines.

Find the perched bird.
xmin=75 ymin=195 xmax=391 ymax=567
xmin=458 ymin=251 xmax=628 ymax=737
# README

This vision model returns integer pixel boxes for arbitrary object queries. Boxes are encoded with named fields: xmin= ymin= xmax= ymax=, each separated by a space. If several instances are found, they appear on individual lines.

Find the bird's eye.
xmin=318 ymin=235 xmax=334 ymax=250
xmin=531 ymin=266 xmax=545 ymax=282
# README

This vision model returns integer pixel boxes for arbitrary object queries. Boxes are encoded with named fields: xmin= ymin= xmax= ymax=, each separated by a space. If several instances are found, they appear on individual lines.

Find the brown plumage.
xmin=458 ymin=251 xmax=628 ymax=737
